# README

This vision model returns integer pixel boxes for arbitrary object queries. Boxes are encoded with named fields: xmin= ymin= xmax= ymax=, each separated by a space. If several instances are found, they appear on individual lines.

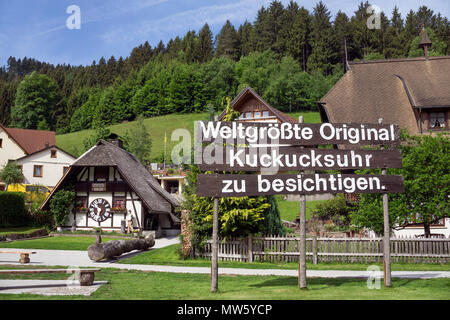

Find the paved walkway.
xmin=0 ymin=280 xmax=107 ymax=296
xmin=1 ymin=236 xmax=450 ymax=279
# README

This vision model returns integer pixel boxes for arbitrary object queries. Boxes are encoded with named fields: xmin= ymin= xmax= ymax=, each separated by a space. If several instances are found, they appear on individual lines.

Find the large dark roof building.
xmin=319 ymin=29 xmax=449 ymax=135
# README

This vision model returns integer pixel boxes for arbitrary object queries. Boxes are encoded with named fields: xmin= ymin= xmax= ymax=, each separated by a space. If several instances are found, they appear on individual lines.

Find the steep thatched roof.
xmin=319 ymin=56 xmax=450 ymax=135
xmin=42 ymin=139 xmax=180 ymax=214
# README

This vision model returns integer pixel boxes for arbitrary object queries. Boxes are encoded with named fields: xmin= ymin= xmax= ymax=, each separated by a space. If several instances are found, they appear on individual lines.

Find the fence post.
xmin=298 ymin=116 xmax=307 ymax=289
xmin=313 ymin=236 xmax=318 ymax=264
xmin=211 ymin=197 xmax=219 ymax=292
xmin=248 ymin=235 xmax=253 ymax=262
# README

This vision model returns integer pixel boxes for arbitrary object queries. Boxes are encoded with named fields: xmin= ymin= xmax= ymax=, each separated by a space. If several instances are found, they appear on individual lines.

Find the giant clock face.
xmin=88 ymin=198 xmax=111 ymax=222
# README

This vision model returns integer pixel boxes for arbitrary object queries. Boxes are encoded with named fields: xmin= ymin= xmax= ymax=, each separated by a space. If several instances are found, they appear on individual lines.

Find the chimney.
xmin=107 ymin=133 xmax=123 ymax=148
xmin=109 ymin=138 xmax=123 ymax=149
xmin=418 ymin=26 xmax=432 ymax=59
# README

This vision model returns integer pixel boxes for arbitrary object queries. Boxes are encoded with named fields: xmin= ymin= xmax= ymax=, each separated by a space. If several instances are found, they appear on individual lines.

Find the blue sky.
xmin=0 ymin=0 xmax=448 ymax=67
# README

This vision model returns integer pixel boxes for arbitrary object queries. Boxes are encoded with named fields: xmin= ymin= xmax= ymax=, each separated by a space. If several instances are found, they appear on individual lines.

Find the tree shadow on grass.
xmin=249 ymin=276 xmax=366 ymax=290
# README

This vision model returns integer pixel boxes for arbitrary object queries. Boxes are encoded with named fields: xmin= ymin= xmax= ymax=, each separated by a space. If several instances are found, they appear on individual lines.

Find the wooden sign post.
xmin=379 ymin=118 xmax=392 ymax=287
xmin=195 ymin=120 xmax=403 ymax=291
xmin=211 ymin=197 xmax=219 ymax=292
xmin=298 ymin=116 xmax=307 ymax=289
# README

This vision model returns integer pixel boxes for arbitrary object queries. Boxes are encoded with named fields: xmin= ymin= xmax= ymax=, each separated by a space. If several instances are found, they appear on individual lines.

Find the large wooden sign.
xmin=195 ymin=121 xmax=404 ymax=197
xmin=196 ymin=121 xmax=401 ymax=146
xmin=195 ymin=120 xmax=403 ymax=292
xmin=197 ymin=173 xmax=404 ymax=197
xmin=199 ymin=147 xmax=402 ymax=171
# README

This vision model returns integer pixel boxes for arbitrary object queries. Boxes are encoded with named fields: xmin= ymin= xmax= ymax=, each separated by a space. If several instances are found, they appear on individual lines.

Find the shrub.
xmin=0 ymin=191 xmax=29 ymax=227
xmin=49 ymin=189 xmax=76 ymax=227
xmin=311 ymin=194 xmax=353 ymax=231
xmin=30 ymin=209 xmax=54 ymax=228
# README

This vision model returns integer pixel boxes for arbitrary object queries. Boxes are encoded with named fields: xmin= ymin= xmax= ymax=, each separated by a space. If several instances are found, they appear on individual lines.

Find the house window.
xmin=63 ymin=166 xmax=69 ymax=175
xmin=262 ymin=111 xmax=269 ymax=118
xmin=51 ymin=150 xmax=57 ymax=158
xmin=95 ymin=167 xmax=109 ymax=180
xmin=75 ymin=196 xmax=88 ymax=211
xmin=33 ymin=165 xmax=43 ymax=177
xmin=245 ymin=112 xmax=252 ymax=119
xmin=254 ymin=111 xmax=261 ymax=118
xmin=113 ymin=197 xmax=126 ymax=208
xmin=429 ymin=112 xmax=446 ymax=129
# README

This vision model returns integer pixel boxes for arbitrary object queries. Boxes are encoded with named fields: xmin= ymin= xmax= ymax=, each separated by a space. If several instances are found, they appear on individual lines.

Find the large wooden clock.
xmin=88 ymin=198 xmax=112 ymax=222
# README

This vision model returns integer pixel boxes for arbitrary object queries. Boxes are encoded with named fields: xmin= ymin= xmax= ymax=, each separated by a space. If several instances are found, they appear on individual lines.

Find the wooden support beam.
xmin=211 ymin=197 xmax=219 ymax=292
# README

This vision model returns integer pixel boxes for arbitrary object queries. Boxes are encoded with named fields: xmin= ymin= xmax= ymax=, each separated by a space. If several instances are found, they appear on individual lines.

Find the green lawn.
xmin=0 ymin=265 xmax=448 ymax=300
xmin=275 ymin=195 xmax=327 ymax=222
xmin=118 ymin=243 xmax=450 ymax=272
xmin=56 ymin=111 xmax=321 ymax=161
xmin=0 ymin=236 xmax=119 ymax=251
xmin=2 ymin=237 xmax=449 ymax=272
xmin=0 ymin=227 xmax=44 ymax=236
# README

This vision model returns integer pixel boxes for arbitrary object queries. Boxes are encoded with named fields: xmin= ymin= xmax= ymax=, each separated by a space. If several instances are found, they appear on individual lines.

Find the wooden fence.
xmin=196 ymin=235 xmax=450 ymax=264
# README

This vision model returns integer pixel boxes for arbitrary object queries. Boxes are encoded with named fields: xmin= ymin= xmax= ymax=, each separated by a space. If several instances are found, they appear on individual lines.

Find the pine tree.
xmin=333 ymin=11 xmax=351 ymax=70
xmin=196 ymin=23 xmax=214 ymax=63
xmin=307 ymin=1 xmax=337 ymax=74
xmin=386 ymin=6 xmax=408 ymax=58
xmin=350 ymin=1 xmax=377 ymax=59
xmin=236 ymin=21 xmax=255 ymax=58
xmin=215 ymin=20 xmax=239 ymax=60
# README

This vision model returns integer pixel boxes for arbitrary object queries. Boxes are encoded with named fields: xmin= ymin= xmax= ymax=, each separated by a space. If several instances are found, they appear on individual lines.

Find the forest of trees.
xmin=0 ymin=1 xmax=448 ymax=134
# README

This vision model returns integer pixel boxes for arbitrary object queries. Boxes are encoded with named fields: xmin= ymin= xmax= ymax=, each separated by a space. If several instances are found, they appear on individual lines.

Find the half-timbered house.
xmin=41 ymin=138 xmax=180 ymax=237
xmin=217 ymin=87 xmax=297 ymax=123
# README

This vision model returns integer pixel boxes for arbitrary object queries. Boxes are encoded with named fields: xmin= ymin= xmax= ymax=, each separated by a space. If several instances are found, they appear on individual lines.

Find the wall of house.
xmin=392 ymin=218 xmax=450 ymax=238
xmin=66 ymin=190 xmax=143 ymax=231
xmin=236 ymin=96 xmax=279 ymax=123
xmin=0 ymin=128 xmax=26 ymax=167
xmin=16 ymin=148 xmax=75 ymax=187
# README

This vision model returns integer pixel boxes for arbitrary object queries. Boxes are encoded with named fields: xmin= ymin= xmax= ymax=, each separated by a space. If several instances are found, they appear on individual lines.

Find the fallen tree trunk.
xmin=87 ymin=236 xmax=155 ymax=261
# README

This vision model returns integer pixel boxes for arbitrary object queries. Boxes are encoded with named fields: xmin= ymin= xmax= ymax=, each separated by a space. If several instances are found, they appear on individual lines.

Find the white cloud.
xmin=101 ymin=0 xmax=291 ymax=44
xmin=27 ymin=0 xmax=169 ymax=39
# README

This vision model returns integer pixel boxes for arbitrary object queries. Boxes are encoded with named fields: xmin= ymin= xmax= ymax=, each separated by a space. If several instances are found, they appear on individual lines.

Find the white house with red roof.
xmin=0 ymin=124 xmax=75 ymax=189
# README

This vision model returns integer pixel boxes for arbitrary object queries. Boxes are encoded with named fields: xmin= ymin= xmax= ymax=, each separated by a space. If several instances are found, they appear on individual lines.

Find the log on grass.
xmin=87 ymin=236 xmax=155 ymax=261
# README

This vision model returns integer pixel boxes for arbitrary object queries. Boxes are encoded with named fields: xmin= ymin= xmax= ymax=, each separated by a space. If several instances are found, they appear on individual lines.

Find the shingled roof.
xmin=218 ymin=87 xmax=297 ymax=123
xmin=0 ymin=124 xmax=55 ymax=154
xmin=319 ymin=56 xmax=450 ymax=134
xmin=42 ymin=139 xmax=180 ymax=214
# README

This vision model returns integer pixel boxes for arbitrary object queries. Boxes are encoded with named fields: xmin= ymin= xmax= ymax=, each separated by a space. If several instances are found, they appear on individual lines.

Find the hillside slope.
xmin=56 ymin=111 xmax=321 ymax=162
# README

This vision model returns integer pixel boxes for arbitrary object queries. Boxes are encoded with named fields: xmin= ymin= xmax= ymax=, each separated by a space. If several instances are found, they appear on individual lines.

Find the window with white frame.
xmin=429 ymin=112 xmax=445 ymax=129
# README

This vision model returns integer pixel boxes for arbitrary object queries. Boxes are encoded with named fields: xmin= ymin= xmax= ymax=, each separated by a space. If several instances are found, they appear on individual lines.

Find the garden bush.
xmin=0 ymin=191 xmax=29 ymax=227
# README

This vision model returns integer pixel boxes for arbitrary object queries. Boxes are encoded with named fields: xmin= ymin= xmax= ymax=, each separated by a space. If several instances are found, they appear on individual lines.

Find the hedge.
xmin=0 ymin=191 xmax=29 ymax=227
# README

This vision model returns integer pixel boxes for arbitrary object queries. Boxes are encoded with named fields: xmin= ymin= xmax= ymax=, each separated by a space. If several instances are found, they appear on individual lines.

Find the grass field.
xmin=0 ymin=227 xmax=44 ymax=236
xmin=118 ymin=244 xmax=450 ymax=272
xmin=0 ymin=265 xmax=448 ymax=300
xmin=56 ymin=111 xmax=321 ymax=161
xmin=0 ymin=236 xmax=119 ymax=251
xmin=275 ymin=195 xmax=326 ymax=222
